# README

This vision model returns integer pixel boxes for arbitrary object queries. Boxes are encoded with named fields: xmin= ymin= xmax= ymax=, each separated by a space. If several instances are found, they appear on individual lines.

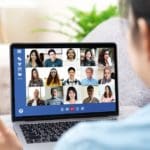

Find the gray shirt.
xmin=28 ymin=79 xmax=43 ymax=87
xmin=45 ymin=97 xmax=63 ymax=105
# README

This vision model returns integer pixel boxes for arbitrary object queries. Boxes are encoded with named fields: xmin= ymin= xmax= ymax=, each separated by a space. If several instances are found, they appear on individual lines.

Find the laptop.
xmin=10 ymin=43 xmax=119 ymax=150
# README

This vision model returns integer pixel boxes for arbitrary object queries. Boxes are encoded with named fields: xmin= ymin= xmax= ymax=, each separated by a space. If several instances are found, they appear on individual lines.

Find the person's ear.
xmin=137 ymin=18 xmax=150 ymax=60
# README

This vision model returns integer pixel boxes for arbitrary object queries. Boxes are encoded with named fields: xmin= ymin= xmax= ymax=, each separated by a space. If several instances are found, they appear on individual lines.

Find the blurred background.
xmin=1 ymin=0 xmax=127 ymax=114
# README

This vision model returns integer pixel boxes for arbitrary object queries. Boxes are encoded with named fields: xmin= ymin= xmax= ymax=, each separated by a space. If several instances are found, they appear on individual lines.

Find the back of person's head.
xmin=120 ymin=0 xmax=150 ymax=26
xmin=120 ymin=0 xmax=150 ymax=83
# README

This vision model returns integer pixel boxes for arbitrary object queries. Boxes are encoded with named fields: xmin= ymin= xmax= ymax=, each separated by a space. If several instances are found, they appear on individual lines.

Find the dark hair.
xmin=46 ymin=68 xmax=61 ymax=86
xmin=50 ymin=88 xmax=57 ymax=95
xmin=98 ymin=49 xmax=110 ymax=66
xmin=31 ymin=68 xmax=39 ymax=80
xmin=48 ymin=49 xmax=56 ymax=55
xmin=87 ymin=85 xmax=94 ymax=91
xmin=66 ymin=87 xmax=77 ymax=101
xmin=104 ymin=85 xmax=112 ymax=98
xmin=84 ymin=49 xmax=93 ymax=60
xmin=120 ymin=0 xmax=150 ymax=34
xmin=66 ymin=48 xmax=76 ymax=59
xmin=39 ymin=53 xmax=44 ymax=62
xmin=68 ymin=67 xmax=75 ymax=73
xmin=29 ymin=49 xmax=43 ymax=67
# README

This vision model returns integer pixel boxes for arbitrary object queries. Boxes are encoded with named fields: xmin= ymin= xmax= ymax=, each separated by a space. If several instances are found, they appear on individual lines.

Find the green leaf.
xmin=32 ymin=5 xmax=119 ymax=41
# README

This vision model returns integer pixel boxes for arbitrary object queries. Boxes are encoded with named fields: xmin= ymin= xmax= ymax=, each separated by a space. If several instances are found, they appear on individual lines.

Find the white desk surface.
xmin=0 ymin=106 xmax=139 ymax=128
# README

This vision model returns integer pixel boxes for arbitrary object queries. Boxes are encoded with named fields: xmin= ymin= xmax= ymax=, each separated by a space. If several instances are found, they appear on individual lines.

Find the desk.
xmin=0 ymin=106 xmax=139 ymax=127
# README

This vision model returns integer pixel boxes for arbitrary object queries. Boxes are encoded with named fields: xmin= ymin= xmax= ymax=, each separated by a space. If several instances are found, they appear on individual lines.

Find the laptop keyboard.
xmin=20 ymin=121 xmax=79 ymax=144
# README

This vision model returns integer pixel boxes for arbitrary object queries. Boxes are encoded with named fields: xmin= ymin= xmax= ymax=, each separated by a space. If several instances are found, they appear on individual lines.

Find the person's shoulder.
xmin=93 ymin=78 xmax=98 ymax=81
xmin=63 ymin=79 xmax=68 ymax=84
xmin=56 ymin=58 xmax=62 ymax=62
xmin=29 ymin=79 xmax=32 ymax=83
xmin=26 ymin=62 xmax=31 ymax=67
xmin=81 ymin=78 xmax=87 ymax=82
xmin=94 ymin=97 xmax=99 ymax=102
xmin=77 ymin=79 xmax=81 ymax=84
xmin=45 ymin=59 xmax=50 ymax=64
xmin=28 ymin=80 xmax=33 ymax=86
xmin=45 ymin=98 xmax=51 ymax=102
xmin=45 ymin=99 xmax=51 ymax=105
xmin=45 ymin=58 xmax=49 ymax=62
xmin=91 ymin=60 xmax=96 ymax=64
xmin=28 ymin=99 xmax=33 ymax=103
xmin=93 ymin=78 xmax=98 ymax=83
xmin=27 ymin=99 xmax=33 ymax=105
xmin=81 ymin=78 xmax=87 ymax=85
xmin=44 ymin=59 xmax=49 ymax=66
xmin=37 ymin=99 xmax=44 ymax=104
xmin=83 ymin=97 xmax=88 ymax=103
xmin=39 ymin=98 xmax=44 ymax=102
xmin=57 ymin=98 xmax=63 ymax=102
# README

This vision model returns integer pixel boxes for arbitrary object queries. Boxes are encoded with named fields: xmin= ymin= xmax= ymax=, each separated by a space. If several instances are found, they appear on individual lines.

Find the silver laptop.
xmin=10 ymin=43 xmax=119 ymax=150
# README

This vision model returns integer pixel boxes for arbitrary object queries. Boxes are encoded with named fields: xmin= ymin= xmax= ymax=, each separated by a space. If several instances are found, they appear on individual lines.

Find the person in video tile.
xmin=83 ymin=85 xmax=99 ymax=103
xmin=101 ymin=85 xmax=114 ymax=103
xmin=81 ymin=49 xmax=96 ymax=66
xmin=98 ymin=67 xmax=115 ymax=84
xmin=26 ymin=49 xmax=43 ymax=67
xmin=98 ymin=49 xmax=112 ymax=67
xmin=27 ymin=89 xmax=45 ymax=106
xmin=28 ymin=68 xmax=43 ymax=87
xmin=45 ymin=88 xmax=63 ymax=105
xmin=46 ymin=68 xmax=62 ymax=87
xmin=63 ymin=67 xmax=81 ymax=86
xmin=66 ymin=48 xmax=76 ymax=62
xmin=66 ymin=87 xmax=78 ymax=104
xmin=44 ymin=49 xmax=62 ymax=67
xmin=81 ymin=67 xmax=98 ymax=86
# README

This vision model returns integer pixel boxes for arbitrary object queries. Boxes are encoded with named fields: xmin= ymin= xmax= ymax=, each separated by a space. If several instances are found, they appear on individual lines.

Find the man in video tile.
xmin=27 ymin=89 xmax=45 ymax=106
xmin=81 ymin=67 xmax=98 ymax=86
xmin=83 ymin=85 xmax=99 ymax=103
xmin=63 ymin=67 xmax=81 ymax=86
xmin=45 ymin=88 xmax=63 ymax=105
xmin=44 ymin=49 xmax=62 ymax=67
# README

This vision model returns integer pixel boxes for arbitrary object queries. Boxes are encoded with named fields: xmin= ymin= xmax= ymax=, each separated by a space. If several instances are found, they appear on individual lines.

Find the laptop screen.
xmin=11 ymin=43 xmax=118 ymax=120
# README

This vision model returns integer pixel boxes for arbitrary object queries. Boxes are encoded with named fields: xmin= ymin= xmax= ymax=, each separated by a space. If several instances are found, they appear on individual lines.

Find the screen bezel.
xmin=10 ymin=43 xmax=119 ymax=122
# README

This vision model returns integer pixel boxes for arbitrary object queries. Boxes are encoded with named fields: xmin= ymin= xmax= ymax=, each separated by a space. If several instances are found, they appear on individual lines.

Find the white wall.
xmin=0 ymin=0 xmax=118 ymax=65
xmin=0 ymin=0 xmax=118 ymax=43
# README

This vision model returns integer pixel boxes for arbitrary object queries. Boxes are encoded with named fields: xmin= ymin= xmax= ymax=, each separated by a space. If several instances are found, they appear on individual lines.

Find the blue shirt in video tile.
xmin=81 ymin=78 xmax=98 ymax=86
xmin=44 ymin=58 xmax=62 ymax=67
